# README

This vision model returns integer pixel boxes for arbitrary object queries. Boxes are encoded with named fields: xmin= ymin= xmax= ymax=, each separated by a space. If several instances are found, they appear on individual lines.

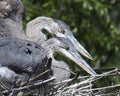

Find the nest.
xmin=1 ymin=68 xmax=120 ymax=96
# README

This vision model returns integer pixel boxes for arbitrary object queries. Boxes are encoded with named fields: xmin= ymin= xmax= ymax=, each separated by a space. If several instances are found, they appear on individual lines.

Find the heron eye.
xmin=61 ymin=30 xmax=65 ymax=34
xmin=65 ymin=46 xmax=70 ymax=50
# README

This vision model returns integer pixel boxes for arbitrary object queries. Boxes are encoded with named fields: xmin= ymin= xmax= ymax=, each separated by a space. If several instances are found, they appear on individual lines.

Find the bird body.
xmin=0 ymin=37 xmax=49 ymax=88
xmin=51 ymin=58 xmax=70 ymax=82
xmin=0 ymin=37 xmax=47 ymax=73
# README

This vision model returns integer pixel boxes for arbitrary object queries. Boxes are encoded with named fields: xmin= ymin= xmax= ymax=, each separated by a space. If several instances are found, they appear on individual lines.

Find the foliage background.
xmin=22 ymin=0 xmax=120 ymax=87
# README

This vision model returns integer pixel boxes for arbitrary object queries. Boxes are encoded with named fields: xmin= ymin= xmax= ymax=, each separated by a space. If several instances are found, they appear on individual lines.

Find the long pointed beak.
xmin=67 ymin=35 xmax=93 ymax=60
xmin=58 ymin=48 xmax=97 ymax=76
xmin=56 ymin=37 xmax=97 ymax=76
xmin=56 ymin=31 xmax=93 ymax=60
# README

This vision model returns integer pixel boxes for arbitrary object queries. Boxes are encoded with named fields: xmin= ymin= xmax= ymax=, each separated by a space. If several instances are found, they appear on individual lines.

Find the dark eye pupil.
xmin=65 ymin=46 xmax=70 ymax=50
xmin=61 ymin=30 xmax=65 ymax=34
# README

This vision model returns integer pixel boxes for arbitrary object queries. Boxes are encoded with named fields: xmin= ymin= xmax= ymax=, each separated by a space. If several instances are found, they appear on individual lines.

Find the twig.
xmin=29 ymin=69 xmax=50 ymax=81
xmin=82 ymin=84 xmax=120 ymax=93
xmin=58 ymin=68 xmax=120 ymax=93
xmin=1 ymin=68 xmax=120 ymax=95
xmin=1 ymin=77 xmax=55 ymax=94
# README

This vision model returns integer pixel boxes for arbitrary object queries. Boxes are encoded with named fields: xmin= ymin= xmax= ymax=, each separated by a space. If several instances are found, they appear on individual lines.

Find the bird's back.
xmin=0 ymin=37 xmax=48 ymax=74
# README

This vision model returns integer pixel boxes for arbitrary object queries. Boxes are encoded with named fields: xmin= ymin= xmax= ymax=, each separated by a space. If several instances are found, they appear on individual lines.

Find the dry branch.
xmin=1 ymin=68 xmax=120 ymax=95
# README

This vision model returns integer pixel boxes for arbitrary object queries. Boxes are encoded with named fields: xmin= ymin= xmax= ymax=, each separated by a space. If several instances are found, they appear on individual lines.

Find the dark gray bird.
xmin=0 ymin=37 xmax=50 ymax=89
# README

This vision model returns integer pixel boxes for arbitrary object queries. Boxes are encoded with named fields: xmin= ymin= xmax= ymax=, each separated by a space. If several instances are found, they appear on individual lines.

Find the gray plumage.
xmin=26 ymin=16 xmax=97 ymax=76
xmin=0 ymin=1 xmax=97 ymax=92
xmin=0 ymin=0 xmax=26 ymax=39
xmin=42 ymin=38 xmax=72 ymax=82
xmin=0 ymin=18 xmax=26 ymax=39
xmin=0 ymin=1 xmax=71 ymax=95
xmin=0 ymin=0 xmax=25 ymax=22
xmin=0 ymin=37 xmax=49 ymax=88
xmin=54 ymin=19 xmax=93 ymax=60
xmin=0 ymin=66 xmax=28 ymax=88
xmin=26 ymin=16 xmax=61 ymax=44
xmin=51 ymin=59 xmax=71 ymax=82
xmin=0 ymin=0 xmax=96 ymax=75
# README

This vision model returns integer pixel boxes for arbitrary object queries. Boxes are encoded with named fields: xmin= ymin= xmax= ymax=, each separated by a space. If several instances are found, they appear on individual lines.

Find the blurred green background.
xmin=22 ymin=0 xmax=120 ymax=87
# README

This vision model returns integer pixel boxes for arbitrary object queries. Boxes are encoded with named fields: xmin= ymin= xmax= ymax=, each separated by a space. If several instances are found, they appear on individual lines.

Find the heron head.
xmin=40 ymin=18 xmax=93 ymax=60
xmin=42 ymin=37 xmax=97 ymax=76
xmin=53 ymin=19 xmax=93 ymax=60
xmin=26 ymin=17 xmax=93 ymax=60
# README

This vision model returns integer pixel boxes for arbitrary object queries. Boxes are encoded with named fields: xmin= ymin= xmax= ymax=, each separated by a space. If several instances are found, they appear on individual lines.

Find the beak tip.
xmin=84 ymin=52 xmax=93 ymax=60
xmin=91 ymin=71 xmax=98 ymax=76
xmin=88 ymin=55 xmax=94 ymax=60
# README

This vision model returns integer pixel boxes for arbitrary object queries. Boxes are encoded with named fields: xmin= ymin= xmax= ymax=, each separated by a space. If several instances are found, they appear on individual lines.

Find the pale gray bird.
xmin=42 ymin=37 xmax=97 ymax=82
xmin=51 ymin=59 xmax=71 ymax=82
xmin=26 ymin=16 xmax=97 ymax=76
xmin=26 ymin=16 xmax=93 ymax=60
